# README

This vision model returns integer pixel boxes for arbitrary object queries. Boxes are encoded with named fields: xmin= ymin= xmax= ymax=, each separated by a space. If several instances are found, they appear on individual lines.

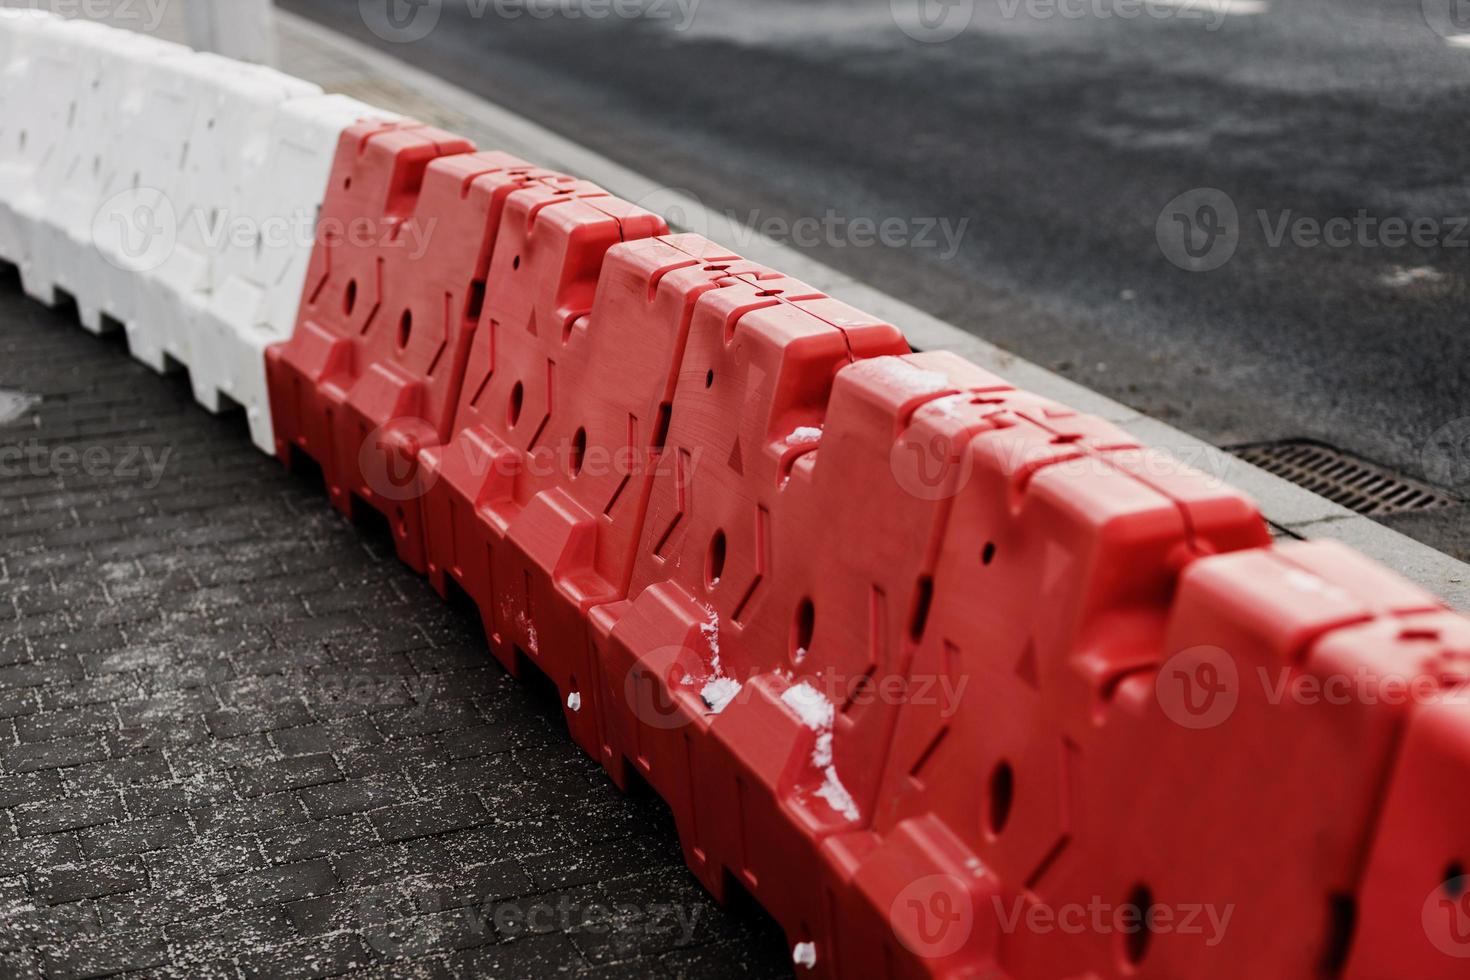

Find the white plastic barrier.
xmin=0 ymin=10 xmax=75 ymax=269
xmin=0 ymin=15 xmax=399 ymax=458
xmin=94 ymin=51 xmax=239 ymax=371
xmin=16 ymin=24 xmax=191 ymax=331
xmin=134 ymin=57 xmax=318 ymax=386
xmin=189 ymin=94 xmax=393 ymax=454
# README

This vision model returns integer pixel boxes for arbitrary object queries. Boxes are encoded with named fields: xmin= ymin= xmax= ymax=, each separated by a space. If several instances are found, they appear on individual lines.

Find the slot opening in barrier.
xmin=50 ymin=286 xmax=78 ymax=318
xmin=98 ymin=312 xmax=125 ymax=338
xmin=286 ymin=442 xmax=326 ymax=494
xmin=718 ymin=865 xmax=790 ymax=955
xmin=987 ymin=759 xmax=1015 ymax=837
xmin=348 ymin=491 xmax=398 ymax=555
xmin=510 ymin=644 xmax=569 ymax=732
xmin=1121 ymin=883 xmax=1156 ymax=968
xmin=1320 ymin=892 xmax=1357 ymax=978
xmin=440 ymin=570 xmax=479 ymax=618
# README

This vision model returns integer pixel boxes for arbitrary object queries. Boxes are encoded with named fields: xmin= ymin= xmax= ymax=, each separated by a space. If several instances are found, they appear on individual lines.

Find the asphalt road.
xmin=281 ymin=0 xmax=1470 ymax=557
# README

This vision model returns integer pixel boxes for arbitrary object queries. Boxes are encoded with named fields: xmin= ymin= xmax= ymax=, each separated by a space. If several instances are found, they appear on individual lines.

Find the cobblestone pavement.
xmin=0 ymin=264 xmax=791 ymax=978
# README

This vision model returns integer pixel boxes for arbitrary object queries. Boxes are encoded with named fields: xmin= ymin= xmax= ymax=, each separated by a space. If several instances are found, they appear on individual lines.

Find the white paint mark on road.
xmin=0 ymin=390 xmax=40 ymax=426
xmin=1380 ymin=266 xmax=1445 ymax=288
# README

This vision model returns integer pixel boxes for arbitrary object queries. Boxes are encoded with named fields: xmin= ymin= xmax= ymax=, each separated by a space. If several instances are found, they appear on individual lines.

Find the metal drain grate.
xmin=1230 ymin=440 xmax=1459 ymax=517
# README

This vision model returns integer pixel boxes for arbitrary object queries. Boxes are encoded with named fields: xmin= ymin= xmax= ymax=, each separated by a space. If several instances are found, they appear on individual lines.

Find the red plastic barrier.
xmin=252 ymin=119 xmax=1470 ymax=979
xmin=592 ymin=340 xmax=1280 ymax=976
xmin=1348 ymin=645 xmax=1470 ymax=979
xmin=589 ymin=276 xmax=938 ymax=942
xmin=265 ymin=120 xmax=548 ymax=571
xmin=416 ymin=187 xmax=669 ymax=756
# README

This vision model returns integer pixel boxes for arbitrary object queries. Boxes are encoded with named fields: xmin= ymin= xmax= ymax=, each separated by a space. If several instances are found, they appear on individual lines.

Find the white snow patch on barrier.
xmin=781 ymin=682 xmax=859 ymax=822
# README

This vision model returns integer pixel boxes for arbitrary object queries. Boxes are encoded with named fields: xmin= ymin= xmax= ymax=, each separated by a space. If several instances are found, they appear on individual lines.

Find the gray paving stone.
xmin=0 ymin=270 xmax=789 ymax=974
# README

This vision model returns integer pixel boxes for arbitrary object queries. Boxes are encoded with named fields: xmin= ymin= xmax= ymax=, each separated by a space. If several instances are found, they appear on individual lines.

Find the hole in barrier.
xmin=791 ymin=598 xmax=815 ymax=663
xmin=705 ymin=369 xmax=715 ymax=389
xmin=705 ymin=264 xmax=729 ymax=272
xmin=1320 ymin=892 xmax=1357 ymax=977
xmin=987 ymin=761 xmax=1014 ymax=836
xmin=570 ymin=427 xmax=587 ymax=476
xmin=398 ymin=309 xmax=413 ymax=349
xmin=508 ymin=382 xmax=524 ymax=427
xmin=344 ymin=279 xmax=358 ymax=317
xmin=1121 ymin=885 xmax=1155 ymax=968
xmin=1445 ymin=863 xmax=1467 ymax=898
xmin=287 ymin=444 xmax=326 ymax=494
xmin=465 ymin=279 xmax=486 ymax=323
xmin=908 ymin=575 xmax=933 ymax=641
xmin=652 ymin=402 xmax=672 ymax=455
xmin=707 ymin=529 xmax=726 ymax=589
xmin=982 ymin=542 xmax=997 ymax=566
xmin=512 ymin=255 xmax=521 ymax=271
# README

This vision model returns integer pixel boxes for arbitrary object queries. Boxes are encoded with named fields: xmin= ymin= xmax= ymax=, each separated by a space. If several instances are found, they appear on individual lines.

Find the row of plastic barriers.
xmin=4 ymin=12 xmax=1470 ymax=979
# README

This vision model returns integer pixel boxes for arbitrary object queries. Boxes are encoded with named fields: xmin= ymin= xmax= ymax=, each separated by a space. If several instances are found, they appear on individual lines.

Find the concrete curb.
xmin=273 ymin=8 xmax=1469 ymax=611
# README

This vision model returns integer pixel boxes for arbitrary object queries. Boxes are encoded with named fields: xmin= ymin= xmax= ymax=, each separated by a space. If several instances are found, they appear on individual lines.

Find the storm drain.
xmin=1230 ymin=440 xmax=1459 ymax=517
